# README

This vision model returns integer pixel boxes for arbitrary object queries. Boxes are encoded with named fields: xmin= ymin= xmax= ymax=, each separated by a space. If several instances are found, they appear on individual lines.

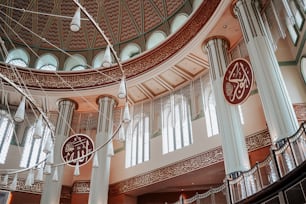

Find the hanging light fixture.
xmin=36 ymin=166 xmax=44 ymax=181
xmin=123 ymin=103 xmax=130 ymax=123
xmin=118 ymin=124 xmax=126 ymax=142
xmin=43 ymin=135 xmax=52 ymax=153
xmin=44 ymin=164 xmax=51 ymax=175
xmin=46 ymin=150 xmax=54 ymax=165
xmin=74 ymin=160 xmax=80 ymax=176
xmin=9 ymin=174 xmax=18 ymax=190
xmin=107 ymin=141 xmax=114 ymax=157
xmin=14 ymin=96 xmax=26 ymax=122
xmin=33 ymin=114 xmax=43 ymax=139
xmin=52 ymin=167 xmax=58 ymax=181
xmin=102 ymin=45 xmax=112 ymax=68
xmin=118 ymin=77 xmax=126 ymax=99
xmin=1 ymin=174 xmax=8 ymax=185
xmin=70 ymin=7 xmax=81 ymax=32
xmin=25 ymin=169 xmax=34 ymax=187
xmin=92 ymin=152 xmax=99 ymax=168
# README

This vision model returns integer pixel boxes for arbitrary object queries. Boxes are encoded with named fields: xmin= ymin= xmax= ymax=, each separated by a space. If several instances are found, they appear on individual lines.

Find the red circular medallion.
xmin=223 ymin=58 xmax=253 ymax=105
xmin=61 ymin=134 xmax=94 ymax=167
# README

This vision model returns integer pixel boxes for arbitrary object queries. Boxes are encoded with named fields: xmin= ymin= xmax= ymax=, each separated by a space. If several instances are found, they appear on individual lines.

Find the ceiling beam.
xmin=171 ymin=65 xmax=193 ymax=80
xmin=154 ymin=76 xmax=173 ymax=91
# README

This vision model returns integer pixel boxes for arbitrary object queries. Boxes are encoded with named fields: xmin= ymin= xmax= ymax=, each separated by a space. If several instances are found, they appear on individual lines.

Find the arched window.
xmin=35 ymin=53 xmax=58 ymax=71
xmin=192 ymin=0 xmax=203 ymax=11
xmin=5 ymin=48 xmax=29 ymax=67
xmin=0 ymin=110 xmax=15 ymax=164
xmin=125 ymin=104 xmax=150 ymax=168
xmin=146 ymin=31 xmax=167 ymax=50
xmin=170 ymin=13 xmax=188 ymax=34
xmin=162 ymin=94 xmax=193 ymax=154
xmin=20 ymin=125 xmax=50 ymax=168
xmin=64 ymin=54 xmax=87 ymax=71
xmin=120 ymin=43 xmax=141 ymax=62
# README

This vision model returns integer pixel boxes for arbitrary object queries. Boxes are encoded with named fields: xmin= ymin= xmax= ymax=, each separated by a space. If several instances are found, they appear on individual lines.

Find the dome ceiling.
xmin=0 ymin=0 xmax=189 ymax=51
xmin=0 ymin=0 xmax=243 ymax=111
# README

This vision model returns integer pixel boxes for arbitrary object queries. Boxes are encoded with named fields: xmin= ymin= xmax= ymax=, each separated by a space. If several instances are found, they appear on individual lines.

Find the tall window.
xmin=162 ymin=94 xmax=193 ymax=154
xmin=125 ymin=111 xmax=150 ymax=168
xmin=20 ymin=125 xmax=50 ymax=168
xmin=0 ymin=110 xmax=15 ymax=164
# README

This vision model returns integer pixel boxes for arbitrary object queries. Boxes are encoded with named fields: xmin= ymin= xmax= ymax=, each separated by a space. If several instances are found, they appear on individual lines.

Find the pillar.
xmin=233 ymin=0 xmax=299 ymax=144
xmin=88 ymin=96 xmax=117 ymax=204
xmin=41 ymin=99 xmax=76 ymax=204
xmin=204 ymin=37 xmax=250 ymax=175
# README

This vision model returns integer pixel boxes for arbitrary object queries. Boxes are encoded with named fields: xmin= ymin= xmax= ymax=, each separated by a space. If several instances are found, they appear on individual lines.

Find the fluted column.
xmin=233 ymin=0 xmax=299 ymax=143
xmin=41 ymin=99 xmax=76 ymax=204
xmin=88 ymin=96 xmax=117 ymax=204
xmin=204 ymin=37 xmax=250 ymax=175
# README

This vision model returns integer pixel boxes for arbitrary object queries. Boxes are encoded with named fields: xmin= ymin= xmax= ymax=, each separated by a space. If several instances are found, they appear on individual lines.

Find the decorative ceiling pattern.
xmin=0 ymin=0 xmax=187 ymax=50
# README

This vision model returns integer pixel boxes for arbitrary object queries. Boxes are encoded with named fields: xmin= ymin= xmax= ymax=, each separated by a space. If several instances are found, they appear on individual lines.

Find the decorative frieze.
xmin=72 ymin=129 xmax=271 ymax=195
xmin=0 ymin=177 xmax=43 ymax=194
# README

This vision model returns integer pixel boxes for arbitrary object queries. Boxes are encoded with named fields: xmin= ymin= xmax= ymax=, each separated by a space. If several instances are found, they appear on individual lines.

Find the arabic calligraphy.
xmin=61 ymin=134 xmax=94 ymax=167
xmin=223 ymin=58 xmax=253 ymax=105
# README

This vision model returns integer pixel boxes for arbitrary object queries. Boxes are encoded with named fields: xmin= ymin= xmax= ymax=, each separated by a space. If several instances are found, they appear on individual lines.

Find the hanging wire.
xmin=0 ymin=1 xmax=129 ymax=177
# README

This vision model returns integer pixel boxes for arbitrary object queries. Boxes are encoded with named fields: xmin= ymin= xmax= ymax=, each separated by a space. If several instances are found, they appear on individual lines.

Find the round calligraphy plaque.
xmin=223 ymin=58 xmax=253 ymax=105
xmin=61 ymin=134 xmax=94 ymax=167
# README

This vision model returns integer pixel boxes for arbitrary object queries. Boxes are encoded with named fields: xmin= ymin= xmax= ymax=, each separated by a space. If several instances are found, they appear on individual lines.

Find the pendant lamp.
xmin=14 ymin=96 xmax=26 ymax=122
xmin=33 ymin=114 xmax=43 ymax=139
xmin=123 ymin=103 xmax=130 ymax=123
xmin=70 ymin=8 xmax=81 ymax=32
xmin=102 ymin=45 xmax=112 ymax=67
xmin=118 ymin=77 xmax=126 ymax=99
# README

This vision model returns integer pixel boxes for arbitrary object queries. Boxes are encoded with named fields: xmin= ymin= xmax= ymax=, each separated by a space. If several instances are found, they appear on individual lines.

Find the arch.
xmin=35 ymin=53 xmax=58 ymax=71
xmin=92 ymin=49 xmax=114 ymax=69
xmin=146 ymin=31 xmax=167 ymax=50
xmin=170 ymin=13 xmax=189 ymax=34
xmin=5 ymin=48 xmax=30 ymax=67
xmin=192 ymin=0 xmax=203 ymax=11
xmin=120 ymin=43 xmax=141 ymax=62
xmin=64 ymin=54 xmax=87 ymax=71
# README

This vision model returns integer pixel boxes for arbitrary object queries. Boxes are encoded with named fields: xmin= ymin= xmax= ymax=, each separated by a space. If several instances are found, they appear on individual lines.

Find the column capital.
xmin=96 ymin=94 xmax=118 ymax=108
xmin=203 ymin=36 xmax=230 ymax=50
xmin=56 ymin=98 xmax=78 ymax=110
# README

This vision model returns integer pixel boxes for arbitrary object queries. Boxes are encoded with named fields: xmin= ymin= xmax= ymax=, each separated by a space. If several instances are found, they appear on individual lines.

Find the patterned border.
xmin=0 ymin=0 xmax=220 ymax=91
xmin=73 ymin=129 xmax=271 ymax=195
xmin=0 ymin=129 xmax=271 ymax=195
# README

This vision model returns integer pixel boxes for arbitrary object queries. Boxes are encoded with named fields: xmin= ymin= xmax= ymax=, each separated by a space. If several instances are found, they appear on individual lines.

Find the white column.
xmin=233 ymin=0 xmax=299 ymax=143
xmin=41 ymin=99 xmax=76 ymax=204
xmin=205 ymin=37 xmax=250 ymax=175
xmin=88 ymin=96 xmax=116 ymax=204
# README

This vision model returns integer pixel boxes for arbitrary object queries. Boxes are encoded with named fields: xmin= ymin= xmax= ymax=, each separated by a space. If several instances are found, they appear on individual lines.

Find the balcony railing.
xmin=228 ymin=122 xmax=306 ymax=203
xmin=167 ymin=122 xmax=306 ymax=204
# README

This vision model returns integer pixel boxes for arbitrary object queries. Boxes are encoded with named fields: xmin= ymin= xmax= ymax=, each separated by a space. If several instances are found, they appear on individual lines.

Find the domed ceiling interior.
xmin=0 ymin=0 xmax=242 ymax=111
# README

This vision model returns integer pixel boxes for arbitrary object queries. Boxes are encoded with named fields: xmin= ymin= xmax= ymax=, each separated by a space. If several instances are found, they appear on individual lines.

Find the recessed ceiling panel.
xmin=142 ymin=79 xmax=167 ymax=95
xmin=159 ymin=70 xmax=185 ymax=87
xmin=128 ymin=86 xmax=148 ymax=103
xmin=176 ymin=58 xmax=207 ymax=76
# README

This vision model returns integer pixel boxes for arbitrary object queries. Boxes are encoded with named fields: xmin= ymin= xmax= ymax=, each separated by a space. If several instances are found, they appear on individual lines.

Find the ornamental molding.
xmin=72 ymin=129 xmax=271 ymax=195
xmin=0 ymin=0 xmax=220 ymax=91
xmin=0 ymin=177 xmax=43 ymax=194
xmin=0 ymin=129 xmax=271 ymax=195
